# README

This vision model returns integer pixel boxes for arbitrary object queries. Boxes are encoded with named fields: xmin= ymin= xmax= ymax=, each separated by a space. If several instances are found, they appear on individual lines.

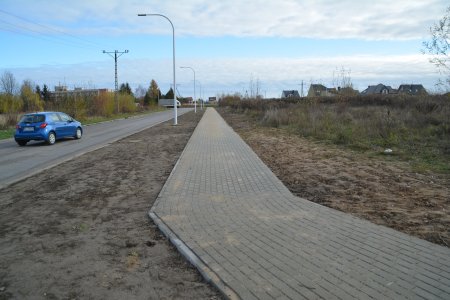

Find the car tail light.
xmin=40 ymin=123 xmax=48 ymax=129
xmin=16 ymin=125 xmax=21 ymax=129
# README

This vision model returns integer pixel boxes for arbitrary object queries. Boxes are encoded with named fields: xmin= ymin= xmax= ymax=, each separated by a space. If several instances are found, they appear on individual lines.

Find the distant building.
xmin=49 ymin=86 xmax=108 ymax=101
xmin=281 ymin=90 xmax=301 ymax=98
xmin=307 ymin=84 xmax=337 ymax=97
xmin=361 ymin=84 xmax=397 ymax=95
xmin=397 ymin=84 xmax=428 ymax=96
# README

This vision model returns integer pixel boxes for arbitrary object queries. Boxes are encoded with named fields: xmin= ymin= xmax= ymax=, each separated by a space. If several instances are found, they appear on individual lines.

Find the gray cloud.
xmin=3 ymin=0 xmax=447 ymax=40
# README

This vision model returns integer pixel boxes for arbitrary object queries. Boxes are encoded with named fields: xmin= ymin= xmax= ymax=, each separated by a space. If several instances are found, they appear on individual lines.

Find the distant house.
xmin=398 ymin=84 xmax=428 ymax=96
xmin=361 ymin=84 xmax=397 ymax=95
xmin=209 ymin=97 xmax=217 ymax=103
xmin=307 ymin=84 xmax=337 ymax=97
xmin=281 ymin=90 xmax=301 ymax=98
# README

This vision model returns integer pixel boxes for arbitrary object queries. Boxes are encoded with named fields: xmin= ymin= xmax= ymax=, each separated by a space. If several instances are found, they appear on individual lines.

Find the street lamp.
xmin=197 ymin=80 xmax=203 ymax=110
xmin=180 ymin=66 xmax=196 ymax=113
xmin=138 ymin=13 xmax=177 ymax=125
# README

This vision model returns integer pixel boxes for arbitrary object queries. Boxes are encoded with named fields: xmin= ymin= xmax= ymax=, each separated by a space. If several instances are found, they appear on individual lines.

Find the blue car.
xmin=14 ymin=112 xmax=83 ymax=146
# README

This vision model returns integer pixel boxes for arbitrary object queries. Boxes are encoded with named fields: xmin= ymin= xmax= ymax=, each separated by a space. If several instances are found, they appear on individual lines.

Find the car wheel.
xmin=47 ymin=132 xmax=56 ymax=145
xmin=75 ymin=127 xmax=82 ymax=139
xmin=17 ymin=140 xmax=28 ymax=146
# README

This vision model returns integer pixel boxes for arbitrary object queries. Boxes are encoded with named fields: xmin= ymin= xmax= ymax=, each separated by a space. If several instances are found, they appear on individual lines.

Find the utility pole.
xmin=299 ymin=80 xmax=304 ymax=97
xmin=103 ymin=50 xmax=129 ymax=113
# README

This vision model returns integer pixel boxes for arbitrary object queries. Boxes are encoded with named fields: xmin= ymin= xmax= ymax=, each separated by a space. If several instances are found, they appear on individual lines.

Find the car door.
xmin=48 ymin=113 xmax=65 ymax=137
xmin=57 ymin=113 xmax=75 ymax=137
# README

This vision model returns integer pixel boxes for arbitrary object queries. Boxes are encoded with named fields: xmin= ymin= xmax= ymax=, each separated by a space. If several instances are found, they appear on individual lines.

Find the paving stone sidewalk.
xmin=150 ymin=108 xmax=450 ymax=300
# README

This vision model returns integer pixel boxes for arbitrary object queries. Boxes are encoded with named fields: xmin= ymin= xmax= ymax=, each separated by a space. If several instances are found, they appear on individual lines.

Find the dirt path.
xmin=218 ymin=108 xmax=450 ymax=247
xmin=0 ymin=111 xmax=221 ymax=300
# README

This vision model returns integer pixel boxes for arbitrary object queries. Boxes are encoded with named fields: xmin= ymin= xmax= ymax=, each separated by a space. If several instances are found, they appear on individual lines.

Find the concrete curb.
xmin=148 ymin=211 xmax=240 ymax=300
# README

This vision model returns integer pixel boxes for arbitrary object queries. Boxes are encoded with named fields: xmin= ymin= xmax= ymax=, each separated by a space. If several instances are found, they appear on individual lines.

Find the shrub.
xmin=118 ymin=93 xmax=136 ymax=113
xmin=220 ymin=94 xmax=450 ymax=172
xmin=0 ymin=94 xmax=23 ymax=114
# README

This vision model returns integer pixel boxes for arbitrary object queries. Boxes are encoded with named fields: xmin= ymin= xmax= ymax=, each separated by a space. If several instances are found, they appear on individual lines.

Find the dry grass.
xmin=220 ymin=94 xmax=450 ymax=173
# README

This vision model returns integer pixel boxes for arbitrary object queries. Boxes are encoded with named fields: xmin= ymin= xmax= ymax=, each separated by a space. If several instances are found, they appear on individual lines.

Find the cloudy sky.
xmin=0 ymin=0 xmax=448 ymax=98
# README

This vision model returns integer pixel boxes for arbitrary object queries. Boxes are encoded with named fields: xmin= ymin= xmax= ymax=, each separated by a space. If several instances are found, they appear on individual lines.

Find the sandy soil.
xmin=0 ymin=111 xmax=221 ymax=300
xmin=218 ymin=108 xmax=450 ymax=248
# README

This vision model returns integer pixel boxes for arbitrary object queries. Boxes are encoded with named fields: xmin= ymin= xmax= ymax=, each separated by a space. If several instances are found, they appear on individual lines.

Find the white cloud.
xmin=3 ymin=0 xmax=448 ymax=40
xmin=3 ymin=54 xmax=440 ymax=98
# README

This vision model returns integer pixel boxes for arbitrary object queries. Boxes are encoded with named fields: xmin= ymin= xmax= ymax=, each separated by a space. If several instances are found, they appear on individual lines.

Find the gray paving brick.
xmin=150 ymin=108 xmax=450 ymax=300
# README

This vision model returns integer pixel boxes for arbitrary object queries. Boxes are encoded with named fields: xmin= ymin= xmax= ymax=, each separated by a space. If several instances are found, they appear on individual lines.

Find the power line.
xmin=0 ymin=19 xmax=93 ymax=50
xmin=0 ymin=8 xmax=106 ymax=50
xmin=176 ymin=84 xmax=183 ymax=98
xmin=103 ymin=50 xmax=129 ymax=113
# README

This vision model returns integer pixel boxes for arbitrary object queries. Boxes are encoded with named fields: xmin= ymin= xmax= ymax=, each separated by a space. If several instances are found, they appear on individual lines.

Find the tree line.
xmin=0 ymin=71 xmax=177 ymax=126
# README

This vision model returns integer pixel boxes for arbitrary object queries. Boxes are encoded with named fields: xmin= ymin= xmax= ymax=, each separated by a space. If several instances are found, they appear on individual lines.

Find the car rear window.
xmin=20 ymin=115 xmax=45 ymax=123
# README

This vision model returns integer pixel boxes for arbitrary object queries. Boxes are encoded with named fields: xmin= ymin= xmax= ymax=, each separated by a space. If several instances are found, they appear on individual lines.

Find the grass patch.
xmin=0 ymin=128 xmax=14 ymax=140
xmin=219 ymin=94 xmax=450 ymax=174
xmin=79 ymin=109 xmax=164 ymax=125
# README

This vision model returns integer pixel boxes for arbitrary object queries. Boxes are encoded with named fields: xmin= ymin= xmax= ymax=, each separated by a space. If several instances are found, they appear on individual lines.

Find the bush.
xmin=92 ymin=92 xmax=115 ymax=117
xmin=0 ymin=94 xmax=23 ymax=114
xmin=118 ymin=93 xmax=136 ymax=113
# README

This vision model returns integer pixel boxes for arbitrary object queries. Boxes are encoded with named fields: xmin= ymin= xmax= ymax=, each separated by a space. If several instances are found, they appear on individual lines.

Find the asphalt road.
xmin=0 ymin=108 xmax=192 ymax=189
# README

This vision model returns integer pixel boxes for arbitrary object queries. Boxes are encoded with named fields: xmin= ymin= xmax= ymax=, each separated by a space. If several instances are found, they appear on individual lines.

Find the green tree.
xmin=149 ymin=79 xmax=160 ymax=100
xmin=42 ymin=84 xmax=51 ymax=102
xmin=21 ymin=80 xmax=43 ymax=112
xmin=423 ymin=6 xmax=450 ymax=89
xmin=143 ymin=92 xmax=151 ymax=106
xmin=119 ymin=82 xmax=133 ymax=95
xmin=143 ymin=79 xmax=161 ymax=106
xmin=35 ymin=85 xmax=41 ymax=99
xmin=165 ymin=88 xmax=174 ymax=100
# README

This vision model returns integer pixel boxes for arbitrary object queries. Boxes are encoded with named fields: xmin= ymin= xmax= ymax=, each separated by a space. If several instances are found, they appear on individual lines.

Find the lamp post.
xmin=138 ymin=13 xmax=177 ymax=125
xmin=197 ymin=80 xmax=203 ymax=110
xmin=180 ymin=66 xmax=196 ymax=113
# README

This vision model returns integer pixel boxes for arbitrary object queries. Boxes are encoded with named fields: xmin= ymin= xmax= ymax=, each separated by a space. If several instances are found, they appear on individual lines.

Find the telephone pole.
xmin=299 ymin=80 xmax=304 ymax=97
xmin=103 ymin=50 xmax=129 ymax=113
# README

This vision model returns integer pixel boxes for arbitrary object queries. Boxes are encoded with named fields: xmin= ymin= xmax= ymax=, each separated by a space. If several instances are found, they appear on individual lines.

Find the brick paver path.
xmin=150 ymin=108 xmax=450 ymax=300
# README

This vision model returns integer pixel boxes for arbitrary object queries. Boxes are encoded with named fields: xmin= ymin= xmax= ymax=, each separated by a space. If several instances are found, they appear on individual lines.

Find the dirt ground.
xmin=0 ymin=111 xmax=221 ymax=300
xmin=218 ymin=108 xmax=450 ymax=248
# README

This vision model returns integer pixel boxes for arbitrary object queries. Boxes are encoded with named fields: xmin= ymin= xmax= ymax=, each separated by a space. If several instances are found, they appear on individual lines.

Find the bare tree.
xmin=249 ymin=74 xmax=255 ymax=98
xmin=332 ymin=66 xmax=353 ymax=89
xmin=423 ymin=6 xmax=450 ymax=88
xmin=134 ymin=84 xmax=146 ymax=99
xmin=248 ymin=74 xmax=262 ymax=99
xmin=256 ymin=78 xmax=261 ymax=99
xmin=0 ymin=71 xmax=18 ymax=95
